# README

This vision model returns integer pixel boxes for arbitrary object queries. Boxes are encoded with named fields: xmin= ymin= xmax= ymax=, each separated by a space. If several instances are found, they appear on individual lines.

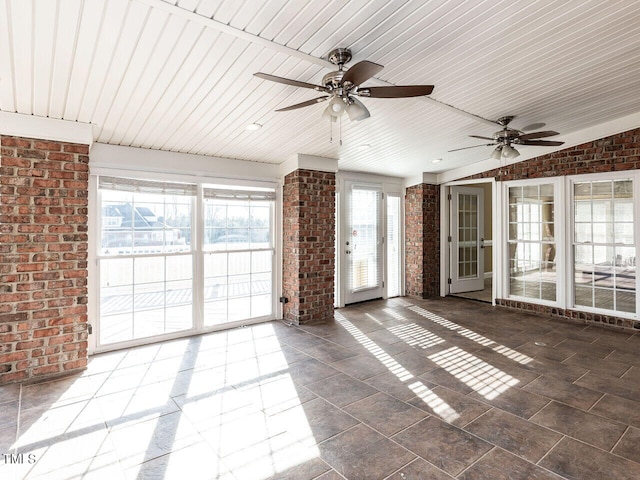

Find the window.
xmin=573 ymin=179 xmax=636 ymax=313
xmin=203 ymin=186 xmax=275 ymax=326
xmin=98 ymin=177 xmax=195 ymax=345
xmin=96 ymin=177 xmax=277 ymax=349
xmin=508 ymin=183 xmax=556 ymax=302
xmin=386 ymin=194 xmax=401 ymax=297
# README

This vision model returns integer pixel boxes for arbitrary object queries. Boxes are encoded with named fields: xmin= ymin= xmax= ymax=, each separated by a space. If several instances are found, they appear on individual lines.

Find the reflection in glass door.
xmin=344 ymin=182 xmax=383 ymax=304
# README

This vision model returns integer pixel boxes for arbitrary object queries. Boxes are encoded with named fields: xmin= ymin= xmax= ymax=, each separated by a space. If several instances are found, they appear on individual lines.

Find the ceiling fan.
xmin=254 ymin=48 xmax=434 ymax=122
xmin=449 ymin=116 xmax=564 ymax=160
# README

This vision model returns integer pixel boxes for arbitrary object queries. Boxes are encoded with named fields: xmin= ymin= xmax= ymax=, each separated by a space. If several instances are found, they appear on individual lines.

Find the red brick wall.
xmin=0 ymin=135 xmax=89 ymax=384
xmin=405 ymin=183 xmax=440 ymax=298
xmin=282 ymin=169 xmax=335 ymax=325
xmin=463 ymin=127 xmax=640 ymax=330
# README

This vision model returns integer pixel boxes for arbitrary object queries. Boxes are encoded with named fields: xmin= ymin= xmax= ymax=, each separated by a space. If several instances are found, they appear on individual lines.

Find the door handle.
xmin=480 ymin=238 xmax=485 ymax=249
xmin=346 ymin=250 xmax=351 ymax=254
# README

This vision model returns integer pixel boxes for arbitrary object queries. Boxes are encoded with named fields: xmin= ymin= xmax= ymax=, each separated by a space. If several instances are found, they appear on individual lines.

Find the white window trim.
xmin=501 ymin=177 xmax=564 ymax=308
xmin=497 ymin=172 xmax=638 ymax=321
xmin=566 ymin=171 xmax=639 ymax=320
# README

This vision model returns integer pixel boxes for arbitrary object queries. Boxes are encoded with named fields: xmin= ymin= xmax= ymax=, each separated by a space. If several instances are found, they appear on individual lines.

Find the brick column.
xmin=282 ymin=169 xmax=335 ymax=325
xmin=405 ymin=183 xmax=440 ymax=298
xmin=0 ymin=136 xmax=89 ymax=384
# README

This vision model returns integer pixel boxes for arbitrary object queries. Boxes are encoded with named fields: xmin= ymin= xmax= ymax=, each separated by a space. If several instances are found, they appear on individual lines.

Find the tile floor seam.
xmin=609 ymin=425 xmax=630 ymax=454
xmin=618 ymin=364 xmax=634 ymax=379
xmin=454 ymin=445 xmax=498 ymax=478
xmin=584 ymin=392 xmax=607 ymax=414
xmin=525 ymin=398 xmax=552 ymax=420
xmin=460 ymin=406 xmax=494 ymax=429
xmin=380 ymin=456 xmax=447 ymax=480
xmin=534 ymin=433 xmax=566 ymax=467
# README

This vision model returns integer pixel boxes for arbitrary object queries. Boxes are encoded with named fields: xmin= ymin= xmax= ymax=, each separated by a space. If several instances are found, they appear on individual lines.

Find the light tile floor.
xmin=2 ymin=296 xmax=640 ymax=479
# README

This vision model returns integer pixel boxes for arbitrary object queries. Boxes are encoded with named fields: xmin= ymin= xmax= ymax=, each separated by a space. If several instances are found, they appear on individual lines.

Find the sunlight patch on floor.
xmin=408 ymin=306 xmax=533 ymax=364
xmin=428 ymin=347 xmax=519 ymax=400
xmin=336 ymin=314 xmax=459 ymax=422
xmin=492 ymin=345 xmax=533 ymax=365
xmin=387 ymin=323 xmax=445 ymax=349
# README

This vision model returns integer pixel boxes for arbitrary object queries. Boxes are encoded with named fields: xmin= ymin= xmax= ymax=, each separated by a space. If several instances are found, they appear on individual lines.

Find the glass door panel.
xmin=450 ymin=186 xmax=484 ymax=293
xmin=344 ymin=182 xmax=383 ymax=304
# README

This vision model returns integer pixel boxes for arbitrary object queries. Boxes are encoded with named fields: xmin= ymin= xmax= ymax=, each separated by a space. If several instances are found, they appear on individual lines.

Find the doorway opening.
xmin=336 ymin=174 xmax=404 ymax=307
xmin=446 ymin=181 xmax=494 ymax=304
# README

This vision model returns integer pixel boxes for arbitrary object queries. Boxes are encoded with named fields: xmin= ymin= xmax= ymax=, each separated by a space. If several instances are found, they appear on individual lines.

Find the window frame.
xmin=567 ymin=171 xmax=639 ymax=318
xmin=502 ymin=177 xmax=564 ymax=307
xmin=90 ymin=173 xmax=280 ymax=354
xmin=500 ymin=172 xmax=639 ymax=320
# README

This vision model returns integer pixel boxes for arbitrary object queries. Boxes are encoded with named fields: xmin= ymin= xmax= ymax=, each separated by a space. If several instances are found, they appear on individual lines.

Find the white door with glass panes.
xmin=344 ymin=182 xmax=384 ymax=304
xmin=450 ymin=186 xmax=485 ymax=293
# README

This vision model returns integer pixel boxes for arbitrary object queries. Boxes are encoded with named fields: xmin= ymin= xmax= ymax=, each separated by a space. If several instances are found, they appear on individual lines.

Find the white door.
xmin=344 ymin=182 xmax=384 ymax=304
xmin=450 ymin=186 xmax=485 ymax=293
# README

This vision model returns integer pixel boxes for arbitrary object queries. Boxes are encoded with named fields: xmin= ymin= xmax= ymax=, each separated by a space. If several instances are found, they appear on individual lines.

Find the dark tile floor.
xmin=2 ymin=296 xmax=640 ymax=479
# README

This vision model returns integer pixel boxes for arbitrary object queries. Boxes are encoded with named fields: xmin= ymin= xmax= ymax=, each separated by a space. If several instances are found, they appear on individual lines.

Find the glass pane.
xmin=229 ymin=252 xmax=250 ymax=275
xmin=251 ymin=251 xmax=271 ymax=274
xmin=166 ymin=255 xmax=192 ymax=281
xmin=349 ymin=188 xmax=381 ymax=292
xmin=614 ymin=180 xmax=633 ymax=197
xmin=572 ymin=178 xmax=635 ymax=315
xmin=507 ymin=183 xmax=554 ymax=302
xmin=574 ymin=286 xmax=593 ymax=307
xmin=386 ymin=195 xmax=401 ymax=298
xmin=228 ymin=204 xmax=250 ymax=227
xmin=133 ymin=256 xmax=163 ymax=285
xmin=615 ymin=201 xmax=633 ymax=222
xmin=592 ymin=181 xmax=612 ymax=197
xmin=616 ymin=290 xmax=636 ymax=313
xmin=574 ymin=182 xmax=591 ymax=198
xmin=594 ymin=288 xmax=615 ymax=310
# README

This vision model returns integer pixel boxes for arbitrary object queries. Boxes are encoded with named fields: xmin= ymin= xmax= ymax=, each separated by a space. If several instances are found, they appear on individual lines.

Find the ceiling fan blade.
xmin=519 ymin=140 xmax=565 ymax=147
xmin=518 ymin=130 xmax=560 ymax=141
xmin=448 ymin=143 xmax=494 ymax=152
xmin=254 ymin=72 xmax=323 ymax=90
xmin=342 ymin=60 xmax=384 ymax=86
xmin=469 ymin=135 xmax=495 ymax=141
xmin=275 ymin=96 xmax=329 ymax=112
xmin=359 ymin=85 xmax=434 ymax=98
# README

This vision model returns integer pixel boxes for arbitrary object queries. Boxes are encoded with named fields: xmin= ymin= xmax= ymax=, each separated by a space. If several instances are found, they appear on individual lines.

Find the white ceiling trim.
xmin=280 ymin=153 xmax=339 ymax=177
xmin=404 ymin=172 xmax=439 ymax=188
xmin=0 ymin=111 xmax=93 ymax=146
xmin=91 ymin=142 xmax=280 ymax=181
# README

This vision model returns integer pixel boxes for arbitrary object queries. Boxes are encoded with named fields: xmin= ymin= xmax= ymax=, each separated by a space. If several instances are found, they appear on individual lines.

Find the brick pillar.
xmin=282 ymin=169 xmax=335 ymax=325
xmin=405 ymin=183 xmax=440 ymax=298
xmin=0 ymin=136 xmax=89 ymax=384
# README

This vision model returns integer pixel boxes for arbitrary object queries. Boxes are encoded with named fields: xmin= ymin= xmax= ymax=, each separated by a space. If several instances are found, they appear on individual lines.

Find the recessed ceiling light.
xmin=432 ymin=158 xmax=443 ymax=163
xmin=357 ymin=144 xmax=371 ymax=151
xmin=246 ymin=123 xmax=262 ymax=131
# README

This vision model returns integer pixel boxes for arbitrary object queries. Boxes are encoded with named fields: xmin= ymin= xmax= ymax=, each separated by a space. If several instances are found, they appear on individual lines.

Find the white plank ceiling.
xmin=2 ymin=0 xmax=640 ymax=178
